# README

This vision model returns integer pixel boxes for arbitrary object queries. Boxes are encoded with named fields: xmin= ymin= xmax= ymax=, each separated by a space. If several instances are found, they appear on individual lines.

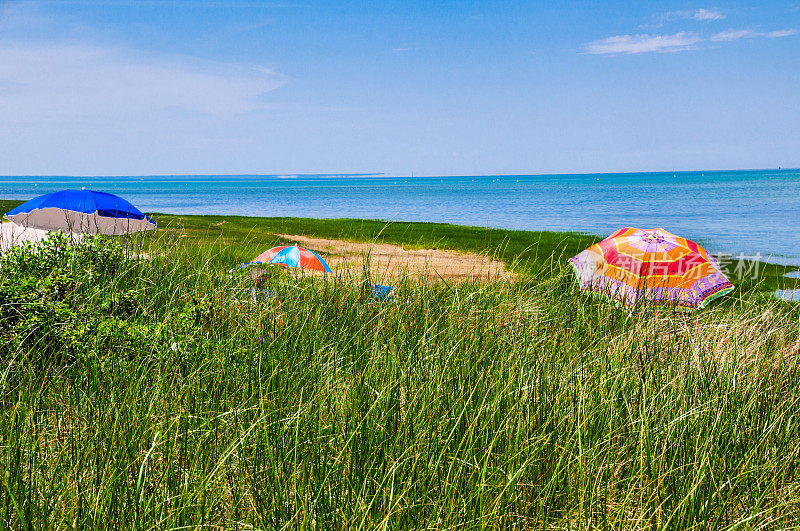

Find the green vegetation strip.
xmin=154 ymin=210 xmax=793 ymax=292
xmin=2 ymin=198 xmax=794 ymax=290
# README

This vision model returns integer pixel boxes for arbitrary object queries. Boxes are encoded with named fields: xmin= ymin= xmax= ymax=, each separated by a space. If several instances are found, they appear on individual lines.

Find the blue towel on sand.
xmin=371 ymin=284 xmax=396 ymax=301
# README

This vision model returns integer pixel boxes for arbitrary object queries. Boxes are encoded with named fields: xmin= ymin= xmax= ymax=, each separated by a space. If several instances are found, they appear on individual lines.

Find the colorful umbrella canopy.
xmin=4 ymin=189 xmax=156 ymax=235
xmin=253 ymin=245 xmax=332 ymax=273
xmin=569 ymin=227 xmax=734 ymax=310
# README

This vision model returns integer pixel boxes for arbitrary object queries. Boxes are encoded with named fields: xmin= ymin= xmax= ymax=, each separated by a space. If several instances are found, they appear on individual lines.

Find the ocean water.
xmin=1 ymin=169 xmax=799 ymax=265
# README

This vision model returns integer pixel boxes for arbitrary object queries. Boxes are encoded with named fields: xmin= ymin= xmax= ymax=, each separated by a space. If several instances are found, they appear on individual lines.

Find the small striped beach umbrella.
xmin=253 ymin=245 xmax=332 ymax=273
xmin=4 ymin=189 xmax=156 ymax=235
xmin=569 ymin=227 xmax=734 ymax=310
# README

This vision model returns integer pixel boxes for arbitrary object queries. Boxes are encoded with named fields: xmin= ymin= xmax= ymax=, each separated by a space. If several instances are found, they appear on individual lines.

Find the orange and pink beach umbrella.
xmin=569 ymin=227 xmax=734 ymax=310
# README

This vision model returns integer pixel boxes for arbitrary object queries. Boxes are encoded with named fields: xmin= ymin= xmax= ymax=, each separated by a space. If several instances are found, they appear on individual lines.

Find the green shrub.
xmin=0 ymin=233 xmax=141 ymax=363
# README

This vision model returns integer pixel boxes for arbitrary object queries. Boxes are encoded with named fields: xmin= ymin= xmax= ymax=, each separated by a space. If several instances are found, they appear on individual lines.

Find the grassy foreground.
xmin=1 ymin=206 xmax=800 ymax=528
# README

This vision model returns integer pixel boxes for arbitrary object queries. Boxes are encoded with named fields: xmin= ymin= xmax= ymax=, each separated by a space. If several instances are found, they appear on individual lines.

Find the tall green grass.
xmin=1 ymin=228 xmax=800 ymax=529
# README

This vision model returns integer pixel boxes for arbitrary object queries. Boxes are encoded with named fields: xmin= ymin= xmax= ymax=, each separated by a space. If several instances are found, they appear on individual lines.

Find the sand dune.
xmin=276 ymin=233 xmax=514 ymax=282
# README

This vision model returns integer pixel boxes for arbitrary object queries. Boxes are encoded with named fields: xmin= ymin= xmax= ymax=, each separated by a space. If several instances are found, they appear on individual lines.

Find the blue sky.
xmin=1 ymin=0 xmax=798 ymax=176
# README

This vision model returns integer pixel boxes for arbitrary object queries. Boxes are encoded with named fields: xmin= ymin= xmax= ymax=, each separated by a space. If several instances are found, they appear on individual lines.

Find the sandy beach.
xmin=276 ymin=233 xmax=515 ymax=282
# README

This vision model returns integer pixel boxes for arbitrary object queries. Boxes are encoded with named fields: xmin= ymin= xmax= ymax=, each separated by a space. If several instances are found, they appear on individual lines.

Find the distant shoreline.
xmin=1 ymin=167 xmax=799 ymax=179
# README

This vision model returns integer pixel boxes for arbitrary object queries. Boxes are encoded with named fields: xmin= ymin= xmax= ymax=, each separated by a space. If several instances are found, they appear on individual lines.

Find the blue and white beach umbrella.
xmin=4 ymin=189 xmax=156 ymax=235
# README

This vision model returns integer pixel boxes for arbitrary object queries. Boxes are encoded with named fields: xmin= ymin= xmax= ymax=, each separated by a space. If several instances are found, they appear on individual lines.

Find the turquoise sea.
xmin=1 ymin=169 xmax=799 ymax=265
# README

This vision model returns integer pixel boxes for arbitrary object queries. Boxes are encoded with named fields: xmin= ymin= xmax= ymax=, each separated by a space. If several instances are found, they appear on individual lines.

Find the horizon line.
xmin=0 ymin=167 xmax=797 ymax=179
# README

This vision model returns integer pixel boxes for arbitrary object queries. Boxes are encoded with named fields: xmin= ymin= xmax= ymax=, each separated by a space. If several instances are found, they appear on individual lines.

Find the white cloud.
xmin=584 ymin=33 xmax=700 ymax=54
xmin=765 ymin=29 xmax=798 ymax=38
xmin=658 ymin=8 xmax=724 ymax=23
xmin=710 ymin=29 xmax=755 ymax=41
xmin=710 ymin=28 xmax=798 ymax=41
xmin=0 ymin=1 xmax=296 ymax=174
xmin=586 ymin=26 xmax=798 ymax=55
xmin=0 ymin=42 xmax=285 ymax=124
xmin=692 ymin=9 xmax=725 ymax=21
